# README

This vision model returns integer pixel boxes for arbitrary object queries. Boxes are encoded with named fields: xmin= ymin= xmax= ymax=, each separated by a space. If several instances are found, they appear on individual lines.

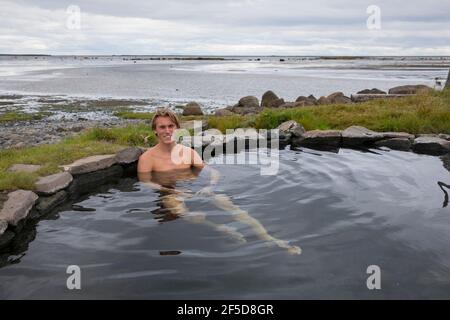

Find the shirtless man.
xmin=137 ymin=108 xmax=301 ymax=255
xmin=137 ymin=108 xmax=204 ymax=173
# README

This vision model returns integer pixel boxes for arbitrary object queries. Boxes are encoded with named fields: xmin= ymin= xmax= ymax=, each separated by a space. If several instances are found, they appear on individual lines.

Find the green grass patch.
xmin=252 ymin=89 xmax=450 ymax=134
xmin=113 ymin=111 xmax=154 ymax=120
xmin=207 ymin=115 xmax=256 ymax=133
xmin=82 ymin=123 xmax=157 ymax=146
xmin=0 ymin=111 xmax=51 ymax=122
xmin=0 ymin=124 xmax=157 ymax=191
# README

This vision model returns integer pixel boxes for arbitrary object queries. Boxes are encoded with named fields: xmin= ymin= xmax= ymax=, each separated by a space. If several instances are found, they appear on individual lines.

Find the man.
xmin=137 ymin=108 xmax=301 ymax=255
xmin=138 ymin=108 xmax=218 ymax=195
xmin=138 ymin=108 xmax=204 ymax=173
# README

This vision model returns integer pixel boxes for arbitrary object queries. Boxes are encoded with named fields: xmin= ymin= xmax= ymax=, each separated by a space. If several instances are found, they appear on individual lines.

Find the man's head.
xmin=151 ymin=108 xmax=180 ymax=144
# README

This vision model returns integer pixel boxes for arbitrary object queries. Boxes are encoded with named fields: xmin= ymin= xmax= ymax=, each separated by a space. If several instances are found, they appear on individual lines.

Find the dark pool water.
xmin=1 ymin=148 xmax=450 ymax=299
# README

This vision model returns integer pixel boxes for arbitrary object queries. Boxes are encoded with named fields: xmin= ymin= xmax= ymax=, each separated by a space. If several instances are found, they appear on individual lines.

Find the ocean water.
xmin=0 ymin=55 xmax=448 ymax=113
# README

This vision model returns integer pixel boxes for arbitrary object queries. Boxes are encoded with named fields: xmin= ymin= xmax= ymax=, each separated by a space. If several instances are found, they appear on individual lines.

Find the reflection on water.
xmin=1 ymin=148 xmax=450 ymax=299
xmin=438 ymin=182 xmax=450 ymax=208
xmin=439 ymin=154 xmax=450 ymax=207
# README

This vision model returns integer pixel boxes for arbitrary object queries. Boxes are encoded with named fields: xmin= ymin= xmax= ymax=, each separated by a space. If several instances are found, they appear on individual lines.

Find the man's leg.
xmin=211 ymin=193 xmax=301 ymax=255
xmin=160 ymin=193 xmax=246 ymax=243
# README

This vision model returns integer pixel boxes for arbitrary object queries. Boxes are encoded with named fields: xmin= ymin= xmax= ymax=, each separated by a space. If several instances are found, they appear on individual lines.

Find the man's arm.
xmin=191 ymin=148 xmax=205 ymax=169
xmin=190 ymin=147 xmax=221 ymax=185
xmin=137 ymin=153 xmax=165 ymax=191
xmin=137 ymin=151 xmax=152 ymax=173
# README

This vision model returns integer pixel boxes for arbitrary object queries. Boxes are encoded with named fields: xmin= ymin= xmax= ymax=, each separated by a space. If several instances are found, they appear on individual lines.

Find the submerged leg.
xmin=211 ymin=193 xmax=301 ymax=255
xmin=160 ymin=194 xmax=246 ymax=243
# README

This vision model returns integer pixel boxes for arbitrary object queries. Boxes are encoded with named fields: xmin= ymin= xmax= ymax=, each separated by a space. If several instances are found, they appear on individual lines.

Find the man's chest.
xmin=152 ymin=156 xmax=192 ymax=171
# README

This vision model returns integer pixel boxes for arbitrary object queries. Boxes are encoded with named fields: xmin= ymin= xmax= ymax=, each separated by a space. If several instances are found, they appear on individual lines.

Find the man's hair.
xmin=151 ymin=108 xmax=180 ymax=130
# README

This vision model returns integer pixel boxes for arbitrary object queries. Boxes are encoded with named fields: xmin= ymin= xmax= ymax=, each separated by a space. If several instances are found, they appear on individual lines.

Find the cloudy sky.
xmin=1 ymin=0 xmax=449 ymax=55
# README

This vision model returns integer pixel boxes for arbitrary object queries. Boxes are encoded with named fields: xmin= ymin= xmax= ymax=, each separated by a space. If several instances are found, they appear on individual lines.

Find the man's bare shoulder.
xmin=138 ymin=147 xmax=158 ymax=172
xmin=140 ymin=146 xmax=161 ymax=158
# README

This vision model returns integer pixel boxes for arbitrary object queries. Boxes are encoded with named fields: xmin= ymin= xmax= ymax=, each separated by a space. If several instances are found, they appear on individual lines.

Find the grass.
xmin=83 ymin=123 xmax=157 ymax=146
xmin=0 ymin=111 xmax=51 ymax=122
xmin=207 ymin=115 xmax=255 ymax=133
xmin=113 ymin=111 xmax=207 ymax=123
xmin=204 ymin=89 xmax=450 ymax=134
xmin=250 ymin=89 xmax=450 ymax=134
xmin=0 ymin=124 xmax=157 ymax=191
xmin=113 ymin=111 xmax=154 ymax=120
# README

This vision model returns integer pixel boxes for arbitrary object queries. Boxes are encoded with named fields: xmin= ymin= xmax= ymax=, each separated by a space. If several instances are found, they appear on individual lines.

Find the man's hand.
xmin=195 ymin=186 xmax=214 ymax=196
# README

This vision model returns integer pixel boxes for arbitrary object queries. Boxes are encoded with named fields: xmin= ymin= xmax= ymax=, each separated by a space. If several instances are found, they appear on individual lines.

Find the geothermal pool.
xmin=0 ymin=148 xmax=449 ymax=299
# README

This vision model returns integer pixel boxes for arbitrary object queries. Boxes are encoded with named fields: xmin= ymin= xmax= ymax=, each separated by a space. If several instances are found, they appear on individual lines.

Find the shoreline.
xmin=1 ymin=85 xmax=449 ymax=149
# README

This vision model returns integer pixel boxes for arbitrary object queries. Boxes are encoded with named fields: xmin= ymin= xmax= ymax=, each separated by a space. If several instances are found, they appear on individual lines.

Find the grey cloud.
xmin=1 ymin=0 xmax=449 ymax=55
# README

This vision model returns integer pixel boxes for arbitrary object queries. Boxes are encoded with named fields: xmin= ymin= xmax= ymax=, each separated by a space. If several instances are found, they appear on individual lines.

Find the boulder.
xmin=35 ymin=191 xmax=68 ymax=216
xmin=182 ymin=102 xmax=204 ymax=116
xmin=0 ymin=190 xmax=38 ymax=226
xmin=438 ymin=133 xmax=450 ymax=141
xmin=388 ymin=85 xmax=431 ymax=95
xmin=35 ymin=172 xmax=73 ymax=195
xmin=267 ymin=98 xmax=285 ymax=108
xmin=0 ymin=192 xmax=6 ymax=211
xmin=61 ymin=154 xmax=117 ymax=175
xmin=67 ymin=165 xmax=124 ymax=198
xmin=238 ymin=96 xmax=259 ymax=108
xmin=295 ymin=95 xmax=317 ymax=106
xmin=8 ymin=164 xmax=42 ymax=173
xmin=0 ymin=219 xmax=7 ymax=236
xmin=317 ymin=96 xmax=331 ymax=105
xmin=292 ymin=130 xmax=342 ymax=149
xmin=115 ymin=147 xmax=144 ymax=164
xmin=357 ymin=88 xmax=386 ymax=94
xmin=214 ymin=108 xmax=234 ymax=116
xmin=412 ymin=137 xmax=450 ymax=155
xmin=327 ymin=92 xmax=352 ymax=104
xmin=277 ymin=120 xmax=305 ymax=143
xmin=261 ymin=90 xmax=279 ymax=108
xmin=342 ymin=126 xmax=384 ymax=147
xmin=375 ymin=138 xmax=412 ymax=151
xmin=230 ymin=96 xmax=260 ymax=114
xmin=279 ymin=101 xmax=308 ymax=109
xmin=381 ymin=132 xmax=415 ymax=140
xmin=0 ymin=230 xmax=15 ymax=250
xmin=417 ymin=134 xmax=438 ymax=138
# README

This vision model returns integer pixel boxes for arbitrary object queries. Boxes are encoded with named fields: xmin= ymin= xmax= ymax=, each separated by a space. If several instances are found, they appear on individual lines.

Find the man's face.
xmin=154 ymin=116 xmax=177 ymax=144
